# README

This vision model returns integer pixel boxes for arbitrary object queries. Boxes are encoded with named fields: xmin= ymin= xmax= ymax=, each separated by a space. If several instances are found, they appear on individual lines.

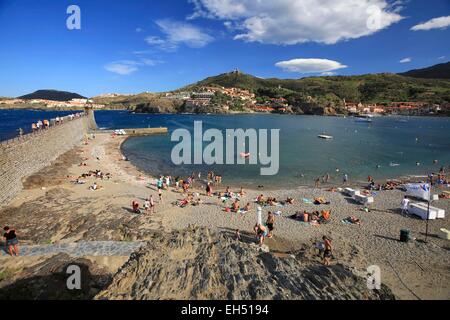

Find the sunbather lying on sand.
xmin=342 ymin=216 xmax=361 ymax=225
xmin=267 ymin=197 xmax=279 ymax=206
xmin=314 ymin=197 xmax=330 ymax=205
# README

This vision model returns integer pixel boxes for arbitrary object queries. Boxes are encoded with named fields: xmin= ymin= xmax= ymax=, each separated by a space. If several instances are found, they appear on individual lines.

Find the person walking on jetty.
xmin=322 ymin=236 xmax=332 ymax=266
xmin=3 ymin=226 xmax=19 ymax=256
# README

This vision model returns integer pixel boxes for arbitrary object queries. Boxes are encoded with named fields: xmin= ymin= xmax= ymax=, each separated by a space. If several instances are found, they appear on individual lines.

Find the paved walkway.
xmin=0 ymin=241 xmax=145 ymax=257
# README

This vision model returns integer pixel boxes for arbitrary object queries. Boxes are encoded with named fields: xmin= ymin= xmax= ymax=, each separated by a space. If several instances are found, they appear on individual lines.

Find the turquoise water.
xmin=1 ymin=110 xmax=449 ymax=187
xmin=119 ymin=113 xmax=450 ymax=187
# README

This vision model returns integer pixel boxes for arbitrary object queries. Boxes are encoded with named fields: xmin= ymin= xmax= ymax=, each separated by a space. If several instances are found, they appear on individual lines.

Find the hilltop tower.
xmin=84 ymin=105 xmax=98 ymax=131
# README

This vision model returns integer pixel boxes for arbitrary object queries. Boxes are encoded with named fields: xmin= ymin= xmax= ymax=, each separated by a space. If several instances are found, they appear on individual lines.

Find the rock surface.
xmin=0 ymin=253 xmax=111 ymax=300
xmin=96 ymin=227 xmax=394 ymax=300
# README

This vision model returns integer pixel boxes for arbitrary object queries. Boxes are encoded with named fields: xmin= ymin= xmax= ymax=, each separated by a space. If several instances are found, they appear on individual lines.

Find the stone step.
xmin=1 ymin=241 xmax=145 ymax=257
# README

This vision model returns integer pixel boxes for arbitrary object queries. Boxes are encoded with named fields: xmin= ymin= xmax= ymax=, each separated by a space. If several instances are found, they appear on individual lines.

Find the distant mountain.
xmin=18 ymin=90 xmax=86 ymax=101
xmin=399 ymin=62 xmax=450 ymax=79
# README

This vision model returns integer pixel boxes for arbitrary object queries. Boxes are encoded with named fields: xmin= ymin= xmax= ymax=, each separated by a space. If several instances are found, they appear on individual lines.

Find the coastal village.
xmin=1 ymin=87 xmax=448 ymax=116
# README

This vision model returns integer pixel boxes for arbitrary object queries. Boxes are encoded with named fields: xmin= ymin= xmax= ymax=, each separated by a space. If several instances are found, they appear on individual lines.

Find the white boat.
xmin=318 ymin=134 xmax=333 ymax=140
xmin=355 ymin=114 xmax=373 ymax=123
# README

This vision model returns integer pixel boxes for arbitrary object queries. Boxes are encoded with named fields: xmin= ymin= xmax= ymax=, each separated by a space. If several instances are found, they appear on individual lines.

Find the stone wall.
xmin=0 ymin=116 xmax=90 ymax=208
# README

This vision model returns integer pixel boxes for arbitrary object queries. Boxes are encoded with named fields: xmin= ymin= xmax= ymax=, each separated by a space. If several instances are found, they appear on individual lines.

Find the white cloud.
xmin=411 ymin=16 xmax=450 ymax=31
xmin=320 ymin=71 xmax=336 ymax=76
xmin=146 ymin=19 xmax=214 ymax=51
xmin=275 ymin=58 xmax=347 ymax=74
xmin=104 ymin=61 xmax=138 ymax=75
xmin=104 ymin=59 xmax=162 ymax=75
xmin=399 ymin=57 xmax=412 ymax=63
xmin=438 ymin=56 xmax=446 ymax=60
xmin=188 ymin=0 xmax=403 ymax=45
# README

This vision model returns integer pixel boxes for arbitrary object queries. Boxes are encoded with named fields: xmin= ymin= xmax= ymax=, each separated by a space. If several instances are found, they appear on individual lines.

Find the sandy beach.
xmin=1 ymin=132 xmax=449 ymax=300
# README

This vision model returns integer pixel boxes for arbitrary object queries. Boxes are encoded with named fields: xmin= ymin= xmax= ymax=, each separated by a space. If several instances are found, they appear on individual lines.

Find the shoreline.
xmin=119 ymin=134 xmax=445 ymax=192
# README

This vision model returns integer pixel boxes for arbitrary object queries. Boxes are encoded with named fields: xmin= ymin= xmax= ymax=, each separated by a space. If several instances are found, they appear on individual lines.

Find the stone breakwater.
xmin=0 ymin=115 xmax=90 ymax=207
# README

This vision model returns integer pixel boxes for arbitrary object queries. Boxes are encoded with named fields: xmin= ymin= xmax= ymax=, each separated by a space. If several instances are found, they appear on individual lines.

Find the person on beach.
xmin=132 ymin=201 xmax=141 ymax=214
xmin=158 ymin=188 xmax=163 ymax=203
xmin=149 ymin=195 xmax=155 ymax=214
xmin=144 ymin=199 xmax=150 ymax=212
xmin=322 ymin=236 xmax=332 ymax=266
xmin=3 ymin=226 xmax=19 ymax=256
xmin=231 ymin=199 xmax=240 ymax=213
xmin=235 ymin=229 xmax=241 ymax=241
xmin=257 ymin=194 xmax=265 ymax=205
xmin=343 ymin=174 xmax=348 ymax=185
xmin=164 ymin=176 xmax=171 ymax=188
xmin=401 ymin=196 xmax=410 ymax=214
xmin=255 ymin=224 xmax=268 ymax=246
xmin=315 ymin=177 xmax=320 ymax=188
xmin=244 ymin=202 xmax=251 ymax=212
xmin=266 ymin=211 xmax=275 ymax=238
xmin=206 ymin=183 xmax=212 ymax=197
xmin=156 ymin=177 xmax=163 ymax=190
xmin=239 ymin=187 xmax=246 ymax=197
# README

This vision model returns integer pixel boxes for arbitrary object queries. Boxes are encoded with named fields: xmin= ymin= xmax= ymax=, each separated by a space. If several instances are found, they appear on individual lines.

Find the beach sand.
xmin=1 ymin=132 xmax=449 ymax=300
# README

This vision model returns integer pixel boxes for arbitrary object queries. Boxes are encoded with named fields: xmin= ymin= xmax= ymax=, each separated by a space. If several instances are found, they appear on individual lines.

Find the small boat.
xmin=318 ymin=135 xmax=333 ymax=140
xmin=355 ymin=114 xmax=373 ymax=123
xmin=355 ymin=118 xmax=373 ymax=123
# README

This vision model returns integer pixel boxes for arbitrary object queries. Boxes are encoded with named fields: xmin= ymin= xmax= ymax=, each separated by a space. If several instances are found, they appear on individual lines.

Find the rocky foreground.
xmin=96 ymin=227 xmax=394 ymax=300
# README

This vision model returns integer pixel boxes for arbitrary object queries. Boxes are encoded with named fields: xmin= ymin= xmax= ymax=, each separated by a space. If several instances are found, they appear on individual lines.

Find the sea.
xmin=1 ymin=109 xmax=449 ymax=187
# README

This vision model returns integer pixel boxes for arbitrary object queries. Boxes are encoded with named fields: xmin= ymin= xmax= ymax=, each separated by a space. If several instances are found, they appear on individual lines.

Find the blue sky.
xmin=0 ymin=0 xmax=449 ymax=97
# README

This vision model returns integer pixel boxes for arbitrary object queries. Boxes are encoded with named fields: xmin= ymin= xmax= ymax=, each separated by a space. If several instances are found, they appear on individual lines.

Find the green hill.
xmin=183 ymin=70 xmax=450 ymax=105
xmin=399 ymin=62 xmax=450 ymax=80
xmin=19 ymin=90 xmax=86 ymax=101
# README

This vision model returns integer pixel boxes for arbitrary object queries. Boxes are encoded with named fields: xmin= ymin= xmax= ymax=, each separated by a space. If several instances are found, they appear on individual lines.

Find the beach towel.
xmin=238 ymin=209 xmax=248 ymax=214
xmin=274 ymin=210 xmax=282 ymax=216
xmin=302 ymin=198 xmax=313 ymax=204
